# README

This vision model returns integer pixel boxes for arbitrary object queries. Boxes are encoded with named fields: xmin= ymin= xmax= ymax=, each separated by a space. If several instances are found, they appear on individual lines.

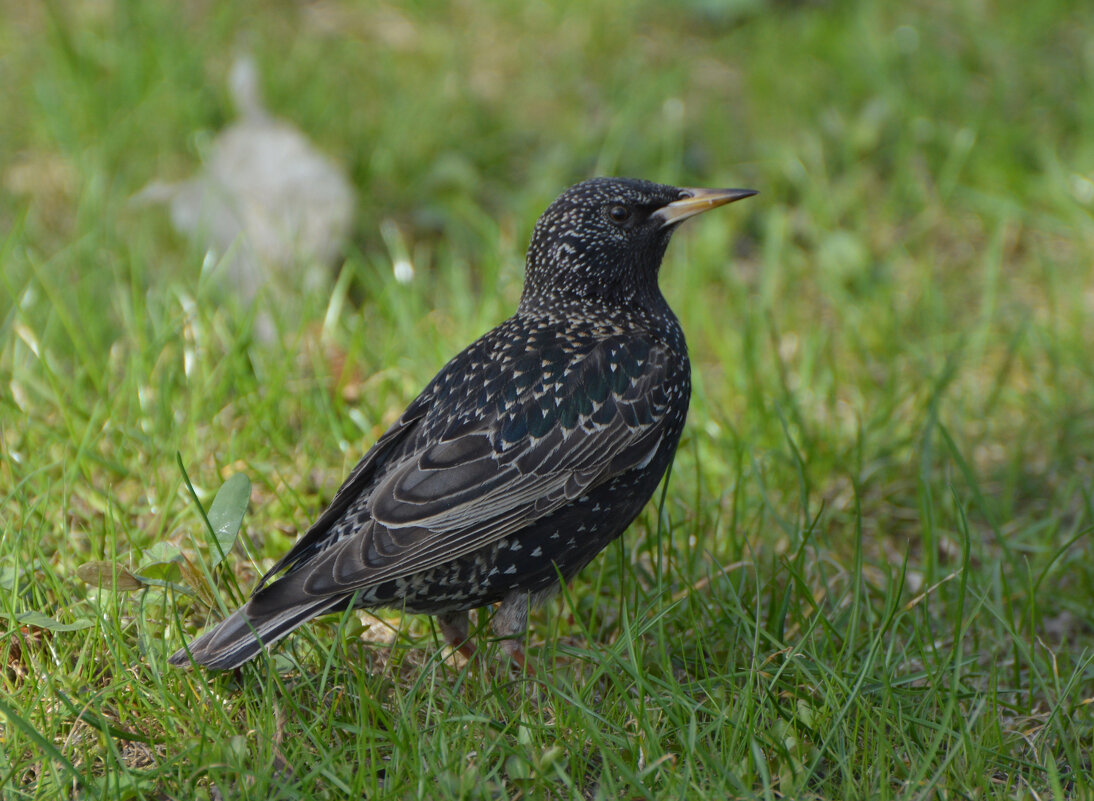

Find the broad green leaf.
xmin=139 ymin=560 xmax=183 ymax=581
xmin=3 ymin=610 xmax=94 ymax=632
xmin=205 ymin=473 xmax=251 ymax=567
xmin=139 ymin=541 xmax=184 ymax=580
xmin=0 ymin=560 xmax=43 ymax=591
xmin=139 ymin=541 xmax=182 ymax=567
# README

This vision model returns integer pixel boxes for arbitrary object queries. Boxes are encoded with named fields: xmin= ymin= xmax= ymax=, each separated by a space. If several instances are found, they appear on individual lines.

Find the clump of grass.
xmin=2 ymin=0 xmax=1093 ymax=798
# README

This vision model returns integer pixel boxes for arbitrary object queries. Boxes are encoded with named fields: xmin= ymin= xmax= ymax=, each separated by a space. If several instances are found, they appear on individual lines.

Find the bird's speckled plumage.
xmin=169 ymin=177 xmax=756 ymax=670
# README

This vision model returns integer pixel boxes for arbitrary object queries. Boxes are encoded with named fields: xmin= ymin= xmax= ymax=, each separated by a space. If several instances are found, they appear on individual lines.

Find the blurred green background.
xmin=2 ymin=1 xmax=1093 ymax=798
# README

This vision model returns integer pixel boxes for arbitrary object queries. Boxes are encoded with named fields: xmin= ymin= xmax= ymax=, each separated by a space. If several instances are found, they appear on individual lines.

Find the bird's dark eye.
xmin=608 ymin=205 xmax=631 ymax=224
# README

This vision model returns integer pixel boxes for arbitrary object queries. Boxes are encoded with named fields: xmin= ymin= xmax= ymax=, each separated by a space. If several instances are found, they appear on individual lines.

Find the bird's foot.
xmin=500 ymin=637 xmax=536 ymax=679
xmin=437 ymin=611 xmax=476 ymax=665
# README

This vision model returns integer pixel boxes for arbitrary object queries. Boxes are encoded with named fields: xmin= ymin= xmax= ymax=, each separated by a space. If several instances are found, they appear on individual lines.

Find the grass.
xmin=2 ymin=0 xmax=1094 ymax=797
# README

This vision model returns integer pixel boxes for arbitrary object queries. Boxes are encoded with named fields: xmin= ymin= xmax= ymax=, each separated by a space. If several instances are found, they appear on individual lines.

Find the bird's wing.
xmin=292 ymin=337 xmax=681 ymax=597
xmin=255 ymin=406 xmax=426 ymax=589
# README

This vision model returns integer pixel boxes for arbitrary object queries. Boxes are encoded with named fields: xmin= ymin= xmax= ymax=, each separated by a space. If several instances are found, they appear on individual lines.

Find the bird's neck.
xmin=518 ymin=260 xmax=671 ymax=318
xmin=515 ymin=287 xmax=680 ymax=342
xmin=518 ymin=283 xmax=669 ymax=320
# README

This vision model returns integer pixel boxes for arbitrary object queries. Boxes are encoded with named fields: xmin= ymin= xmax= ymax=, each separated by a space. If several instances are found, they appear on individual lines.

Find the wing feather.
xmin=270 ymin=336 xmax=682 ymax=601
xmin=254 ymin=399 xmax=428 ymax=588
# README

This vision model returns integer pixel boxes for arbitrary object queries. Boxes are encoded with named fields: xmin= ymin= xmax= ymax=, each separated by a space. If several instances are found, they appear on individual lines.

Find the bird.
xmin=169 ymin=177 xmax=756 ymax=671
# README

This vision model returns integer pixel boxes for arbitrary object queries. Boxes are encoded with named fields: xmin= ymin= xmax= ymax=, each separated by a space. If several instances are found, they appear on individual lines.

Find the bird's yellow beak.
xmin=653 ymin=187 xmax=758 ymax=228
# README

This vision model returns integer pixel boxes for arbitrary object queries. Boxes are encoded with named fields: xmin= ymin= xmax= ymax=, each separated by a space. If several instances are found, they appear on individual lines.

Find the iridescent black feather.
xmin=170 ymin=177 xmax=755 ymax=670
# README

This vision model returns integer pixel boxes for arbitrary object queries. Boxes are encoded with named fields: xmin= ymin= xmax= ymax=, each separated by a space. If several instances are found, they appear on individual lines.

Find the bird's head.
xmin=521 ymin=177 xmax=756 ymax=312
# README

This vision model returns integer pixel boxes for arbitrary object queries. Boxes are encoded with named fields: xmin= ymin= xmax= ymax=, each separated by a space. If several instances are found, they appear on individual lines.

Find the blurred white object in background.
xmin=135 ymin=56 xmax=356 ymax=336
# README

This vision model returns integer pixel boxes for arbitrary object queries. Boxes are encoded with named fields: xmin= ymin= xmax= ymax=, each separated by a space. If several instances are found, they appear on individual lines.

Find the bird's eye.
xmin=608 ymin=205 xmax=631 ymax=224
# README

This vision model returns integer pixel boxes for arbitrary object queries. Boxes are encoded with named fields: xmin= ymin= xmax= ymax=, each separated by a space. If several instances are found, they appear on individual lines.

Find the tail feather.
xmin=169 ymin=594 xmax=344 ymax=670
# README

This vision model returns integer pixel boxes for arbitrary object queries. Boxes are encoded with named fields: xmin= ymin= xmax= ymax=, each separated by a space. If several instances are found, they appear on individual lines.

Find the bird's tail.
xmin=168 ymin=588 xmax=345 ymax=670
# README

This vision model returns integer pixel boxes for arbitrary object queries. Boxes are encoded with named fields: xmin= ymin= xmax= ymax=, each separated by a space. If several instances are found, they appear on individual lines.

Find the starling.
xmin=169 ymin=177 xmax=756 ymax=671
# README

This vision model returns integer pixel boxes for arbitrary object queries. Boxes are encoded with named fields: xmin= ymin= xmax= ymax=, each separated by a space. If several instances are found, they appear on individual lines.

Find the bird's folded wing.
xmin=255 ymin=410 xmax=424 ymax=588
xmin=295 ymin=338 xmax=680 ymax=597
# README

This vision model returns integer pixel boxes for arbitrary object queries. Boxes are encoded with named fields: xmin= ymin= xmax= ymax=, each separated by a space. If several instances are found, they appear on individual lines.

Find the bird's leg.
xmin=493 ymin=596 xmax=532 ymax=675
xmin=436 ymin=611 xmax=475 ymax=661
xmin=501 ymin=639 xmax=534 ymax=676
xmin=494 ymin=590 xmax=548 ymax=677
